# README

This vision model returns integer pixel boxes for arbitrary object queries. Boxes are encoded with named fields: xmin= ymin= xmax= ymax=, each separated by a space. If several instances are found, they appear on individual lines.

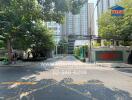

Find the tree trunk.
xmin=7 ymin=38 xmax=12 ymax=63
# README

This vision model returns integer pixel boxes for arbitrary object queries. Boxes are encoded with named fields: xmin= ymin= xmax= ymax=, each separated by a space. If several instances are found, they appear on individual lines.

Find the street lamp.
xmin=87 ymin=0 xmax=101 ymax=62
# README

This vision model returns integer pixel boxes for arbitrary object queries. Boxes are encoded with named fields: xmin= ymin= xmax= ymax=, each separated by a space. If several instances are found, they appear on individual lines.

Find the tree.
xmin=0 ymin=0 xmax=86 ymax=62
xmin=0 ymin=0 xmax=53 ymax=61
xmin=0 ymin=0 xmax=44 ymax=62
xmin=98 ymin=0 xmax=132 ymax=46
xmin=58 ymin=38 xmax=68 ymax=54
xmin=38 ymin=0 xmax=87 ymax=23
xmin=0 ymin=40 xmax=4 ymax=48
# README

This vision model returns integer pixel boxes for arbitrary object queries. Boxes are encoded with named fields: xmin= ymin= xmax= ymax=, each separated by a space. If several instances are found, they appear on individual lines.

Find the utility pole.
xmin=87 ymin=0 xmax=100 ymax=62
xmin=87 ymin=0 xmax=92 ymax=62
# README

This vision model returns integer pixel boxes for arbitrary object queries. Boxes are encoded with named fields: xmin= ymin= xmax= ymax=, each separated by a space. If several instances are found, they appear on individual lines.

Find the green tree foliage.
xmin=37 ymin=0 xmax=86 ymax=23
xmin=0 ymin=0 xmax=55 ymax=60
xmin=0 ymin=0 xmax=43 ymax=47
xmin=98 ymin=0 xmax=132 ymax=46
xmin=0 ymin=0 xmax=86 ymax=60
xmin=0 ymin=40 xmax=4 ymax=48
xmin=74 ymin=45 xmax=88 ymax=62
xmin=0 ymin=0 xmax=86 ymax=48
xmin=74 ymin=47 xmax=80 ymax=58
xmin=57 ymin=38 xmax=68 ymax=54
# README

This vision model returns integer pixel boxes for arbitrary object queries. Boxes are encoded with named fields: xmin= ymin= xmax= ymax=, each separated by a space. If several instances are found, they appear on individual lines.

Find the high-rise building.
xmin=61 ymin=2 xmax=89 ymax=36
xmin=97 ymin=0 xmax=121 ymax=17
xmin=88 ymin=3 xmax=95 ymax=35
xmin=80 ymin=3 xmax=89 ymax=36
xmin=60 ymin=2 xmax=95 ymax=54
xmin=60 ymin=2 xmax=91 ymax=54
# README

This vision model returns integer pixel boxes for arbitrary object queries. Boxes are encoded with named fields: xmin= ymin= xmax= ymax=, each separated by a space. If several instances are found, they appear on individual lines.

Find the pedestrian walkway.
xmin=0 ymin=60 xmax=38 ymax=67
xmin=0 ymin=55 xmax=64 ymax=67
xmin=96 ymin=63 xmax=132 ymax=68
xmin=1 ymin=55 xmax=131 ymax=69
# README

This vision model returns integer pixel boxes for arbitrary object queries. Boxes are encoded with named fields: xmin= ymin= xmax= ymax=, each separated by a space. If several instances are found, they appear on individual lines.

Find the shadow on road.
xmin=0 ymin=66 xmax=45 ymax=82
xmin=1 ymin=78 xmax=132 ymax=100
xmin=116 ymin=68 xmax=132 ymax=73
xmin=0 ymin=57 xmax=59 ymax=82
xmin=115 ymin=68 xmax=132 ymax=77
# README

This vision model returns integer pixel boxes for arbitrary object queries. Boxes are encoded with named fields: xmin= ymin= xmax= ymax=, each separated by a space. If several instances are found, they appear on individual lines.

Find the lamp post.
xmin=87 ymin=0 xmax=101 ymax=62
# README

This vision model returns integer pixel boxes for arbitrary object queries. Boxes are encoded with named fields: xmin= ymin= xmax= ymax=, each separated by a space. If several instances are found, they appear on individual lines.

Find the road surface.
xmin=0 ymin=56 xmax=132 ymax=100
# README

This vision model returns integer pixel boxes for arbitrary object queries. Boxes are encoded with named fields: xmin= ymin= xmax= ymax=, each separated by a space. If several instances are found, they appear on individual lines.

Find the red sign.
xmin=96 ymin=51 xmax=123 ymax=61
xmin=99 ymin=53 xmax=121 ymax=60
xmin=111 ymin=5 xmax=125 ymax=16
xmin=112 ymin=10 xmax=124 ymax=14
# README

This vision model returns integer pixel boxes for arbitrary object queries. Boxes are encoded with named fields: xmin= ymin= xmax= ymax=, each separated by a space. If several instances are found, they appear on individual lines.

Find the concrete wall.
xmin=91 ymin=47 xmax=131 ymax=63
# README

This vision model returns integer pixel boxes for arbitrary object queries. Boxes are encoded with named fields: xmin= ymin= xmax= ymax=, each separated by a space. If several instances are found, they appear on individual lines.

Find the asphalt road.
xmin=0 ymin=56 xmax=132 ymax=100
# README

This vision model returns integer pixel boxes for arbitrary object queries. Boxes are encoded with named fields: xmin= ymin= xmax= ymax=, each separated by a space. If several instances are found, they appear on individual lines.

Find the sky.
xmin=89 ymin=0 xmax=97 ymax=3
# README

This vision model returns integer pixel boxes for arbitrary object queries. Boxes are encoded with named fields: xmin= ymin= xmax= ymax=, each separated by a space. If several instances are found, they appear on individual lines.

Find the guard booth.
xmin=91 ymin=46 xmax=131 ymax=63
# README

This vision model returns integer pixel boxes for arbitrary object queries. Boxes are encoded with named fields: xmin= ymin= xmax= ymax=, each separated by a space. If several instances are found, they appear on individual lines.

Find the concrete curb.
xmin=0 ymin=63 xmax=35 ymax=67
xmin=96 ymin=63 xmax=132 ymax=68
xmin=0 ymin=61 xmax=40 ymax=67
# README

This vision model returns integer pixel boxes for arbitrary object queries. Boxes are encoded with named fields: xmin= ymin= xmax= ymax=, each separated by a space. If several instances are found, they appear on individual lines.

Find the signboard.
xmin=111 ymin=5 xmax=125 ymax=16
xmin=96 ymin=51 xmax=123 ymax=61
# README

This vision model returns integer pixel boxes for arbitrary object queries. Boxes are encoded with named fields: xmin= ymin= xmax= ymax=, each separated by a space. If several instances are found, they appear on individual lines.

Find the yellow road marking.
xmin=0 ymin=82 xmax=37 ymax=85
xmin=7 ymin=82 xmax=59 ymax=100
xmin=65 ymin=81 xmax=103 ymax=85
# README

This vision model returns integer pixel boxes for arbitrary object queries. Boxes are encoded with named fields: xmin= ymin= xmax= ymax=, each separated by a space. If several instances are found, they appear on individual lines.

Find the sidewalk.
xmin=96 ymin=63 xmax=132 ymax=68
xmin=0 ymin=61 xmax=38 ymax=67
xmin=0 ymin=56 xmax=64 ymax=67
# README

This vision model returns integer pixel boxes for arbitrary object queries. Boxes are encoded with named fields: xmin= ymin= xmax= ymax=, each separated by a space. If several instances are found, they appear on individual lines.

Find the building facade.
xmin=61 ymin=2 xmax=90 ymax=36
xmin=46 ymin=21 xmax=61 ymax=44
xmin=60 ymin=2 xmax=95 ymax=54
xmin=88 ymin=3 xmax=95 ymax=36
